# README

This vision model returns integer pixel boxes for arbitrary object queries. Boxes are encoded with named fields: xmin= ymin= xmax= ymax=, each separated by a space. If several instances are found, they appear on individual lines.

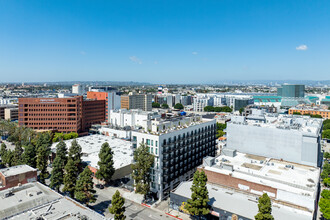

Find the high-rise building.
xmin=121 ymin=93 xmax=152 ymax=111
xmin=87 ymin=87 xmax=121 ymax=122
xmin=18 ymin=96 xmax=105 ymax=134
xmin=277 ymin=84 xmax=305 ymax=98
xmin=131 ymin=114 xmax=217 ymax=199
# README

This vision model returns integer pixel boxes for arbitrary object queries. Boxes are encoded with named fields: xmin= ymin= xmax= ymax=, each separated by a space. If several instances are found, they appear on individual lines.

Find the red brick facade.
xmin=198 ymin=168 xmax=277 ymax=198
xmin=0 ymin=169 xmax=37 ymax=191
xmin=18 ymin=96 xmax=105 ymax=134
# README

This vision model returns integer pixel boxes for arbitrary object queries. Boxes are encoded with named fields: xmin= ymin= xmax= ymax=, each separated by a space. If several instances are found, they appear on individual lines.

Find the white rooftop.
xmin=173 ymin=181 xmax=312 ymax=220
xmin=51 ymin=134 xmax=133 ymax=170
xmin=230 ymin=113 xmax=323 ymax=136
xmin=0 ymin=182 xmax=105 ymax=220
xmin=204 ymin=152 xmax=320 ymax=210
xmin=0 ymin=165 xmax=36 ymax=177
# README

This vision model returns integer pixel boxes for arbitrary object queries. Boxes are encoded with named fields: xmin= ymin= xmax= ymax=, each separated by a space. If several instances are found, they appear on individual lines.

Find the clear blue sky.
xmin=1 ymin=0 xmax=329 ymax=83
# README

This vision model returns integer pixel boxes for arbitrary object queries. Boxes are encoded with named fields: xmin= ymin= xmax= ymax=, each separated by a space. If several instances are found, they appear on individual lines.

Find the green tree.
xmin=50 ymin=156 xmax=64 ymax=192
xmin=55 ymin=141 xmax=68 ymax=168
xmin=63 ymin=158 xmax=79 ymax=197
xmin=323 ymin=130 xmax=330 ymax=139
xmin=68 ymin=139 xmax=82 ymax=170
xmin=324 ymin=152 xmax=330 ymax=159
xmin=204 ymin=106 xmax=214 ymax=112
xmin=319 ymin=189 xmax=330 ymax=219
xmin=74 ymin=167 xmax=96 ymax=205
xmin=0 ymin=143 xmax=8 ymax=167
xmin=12 ymin=145 xmax=24 ymax=166
xmin=161 ymin=103 xmax=169 ymax=109
xmin=152 ymin=102 xmax=161 ymax=108
xmin=184 ymin=170 xmax=210 ymax=218
xmin=321 ymin=162 xmax=330 ymax=179
xmin=324 ymin=178 xmax=330 ymax=187
xmin=292 ymin=112 xmax=301 ymax=115
xmin=96 ymin=142 xmax=115 ymax=184
xmin=131 ymin=143 xmax=154 ymax=200
xmin=109 ymin=190 xmax=126 ymax=220
xmin=5 ymin=150 xmax=14 ymax=167
xmin=174 ymin=103 xmax=184 ymax=110
xmin=23 ymin=144 xmax=37 ymax=168
xmin=36 ymin=145 xmax=49 ymax=184
xmin=239 ymin=107 xmax=244 ymax=115
xmin=255 ymin=193 xmax=274 ymax=220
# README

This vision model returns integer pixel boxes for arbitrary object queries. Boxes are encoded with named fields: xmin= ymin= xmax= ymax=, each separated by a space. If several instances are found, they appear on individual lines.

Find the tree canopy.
xmin=204 ymin=106 xmax=232 ymax=112
xmin=75 ymin=167 xmax=96 ymax=205
xmin=152 ymin=102 xmax=161 ymax=108
xmin=109 ymin=190 xmax=126 ymax=220
xmin=184 ymin=170 xmax=210 ymax=217
xmin=319 ymin=189 xmax=330 ymax=219
xmin=161 ymin=103 xmax=169 ymax=109
xmin=63 ymin=158 xmax=79 ymax=197
xmin=255 ymin=193 xmax=274 ymax=220
xmin=96 ymin=142 xmax=115 ymax=184
xmin=174 ymin=103 xmax=184 ymax=110
xmin=131 ymin=143 xmax=154 ymax=199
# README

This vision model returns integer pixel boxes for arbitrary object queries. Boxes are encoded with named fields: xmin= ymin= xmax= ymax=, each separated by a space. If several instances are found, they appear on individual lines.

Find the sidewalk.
xmin=154 ymin=198 xmax=191 ymax=220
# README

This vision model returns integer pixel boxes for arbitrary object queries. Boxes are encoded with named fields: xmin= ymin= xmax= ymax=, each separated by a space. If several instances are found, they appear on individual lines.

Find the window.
xmin=156 ymin=141 xmax=158 ymax=147
xmin=147 ymin=139 xmax=150 ymax=145
xmin=155 ymin=148 xmax=158 ymax=154
xmin=151 ymin=140 xmax=153 ymax=146
xmin=133 ymin=136 xmax=137 ymax=141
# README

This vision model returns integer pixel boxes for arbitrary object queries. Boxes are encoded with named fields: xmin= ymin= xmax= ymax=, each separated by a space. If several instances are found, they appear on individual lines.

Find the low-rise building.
xmin=289 ymin=105 xmax=330 ymax=119
xmin=171 ymin=152 xmax=320 ymax=220
xmin=51 ymin=134 xmax=133 ymax=181
xmin=0 ymin=182 xmax=105 ymax=219
xmin=0 ymin=165 xmax=37 ymax=191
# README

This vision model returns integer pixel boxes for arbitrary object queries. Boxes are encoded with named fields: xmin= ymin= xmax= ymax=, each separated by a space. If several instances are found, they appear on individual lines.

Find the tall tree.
xmin=68 ymin=139 xmax=82 ymax=171
xmin=50 ymin=156 xmax=64 ymax=192
xmin=184 ymin=170 xmax=210 ymax=218
xmin=55 ymin=141 xmax=68 ymax=167
xmin=0 ymin=143 xmax=8 ymax=167
xmin=63 ymin=158 xmax=79 ymax=197
xmin=36 ymin=145 xmax=49 ymax=184
xmin=12 ymin=145 xmax=24 ymax=166
xmin=23 ymin=143 xmax=37 ymax=168
xmin=174 ymin=103 xmax=184 ymax=110
xmin=131 ymin=143 xmax=154 ymax=200
xmin=75 ymin=167 xmax=96 ymax=205
xmin=109 ymin=190 xmax=126 ymax=220
xmin=96 ymin=142 xmax=115 ymax=184
xmin=255 ymin=193 xmax=274 ymax=220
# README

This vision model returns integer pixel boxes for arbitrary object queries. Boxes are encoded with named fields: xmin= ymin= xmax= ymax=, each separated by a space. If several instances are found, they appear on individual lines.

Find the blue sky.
xmin=0 ymin=0 xmax=329 ymax=83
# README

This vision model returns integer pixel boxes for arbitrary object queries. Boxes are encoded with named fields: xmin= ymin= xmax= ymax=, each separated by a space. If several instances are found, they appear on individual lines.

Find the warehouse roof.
xmin=51 ymin=134 xmax=133 ymax=170
xmin=0 ymin=182 xmax=105 ymax=220
xmin=0 ymin=165 xmax=36 ymax=178
xmin=172 ymin=181 xmax=312 ymax=220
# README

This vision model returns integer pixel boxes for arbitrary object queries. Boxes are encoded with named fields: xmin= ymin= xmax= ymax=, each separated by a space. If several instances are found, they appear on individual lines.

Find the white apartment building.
xmin=109 ymin=109 xmax=160 ymax=128
xmin=131 ymin=115 xmax=217 ymax=199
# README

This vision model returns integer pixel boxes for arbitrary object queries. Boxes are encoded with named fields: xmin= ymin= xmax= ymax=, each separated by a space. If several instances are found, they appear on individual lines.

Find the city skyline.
xmin=1 ymin=0 xmax=330 ymax=83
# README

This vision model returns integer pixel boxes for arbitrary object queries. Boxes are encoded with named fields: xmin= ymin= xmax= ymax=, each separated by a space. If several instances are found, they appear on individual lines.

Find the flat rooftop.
xmin=205 ymin=151 xmax=319 ymax=202
xmin=0 ymin=165 xmax=36 ymax=177
xmin=51 ymin=134 xmax=133 ymax=170
xmin=172 ymin=181 xmax=312 ymax=220
xmin=0 ymin=182 xmax=105 ymax=220
xmin=230 ymin=113 xmax=323 ymax=136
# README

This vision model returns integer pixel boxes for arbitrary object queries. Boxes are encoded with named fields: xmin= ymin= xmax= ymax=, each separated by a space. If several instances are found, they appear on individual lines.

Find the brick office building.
xmin=0 ymin=165 xmax=37 ymax=191
xmin=18 ymin=96 xmax=105 ymax=134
